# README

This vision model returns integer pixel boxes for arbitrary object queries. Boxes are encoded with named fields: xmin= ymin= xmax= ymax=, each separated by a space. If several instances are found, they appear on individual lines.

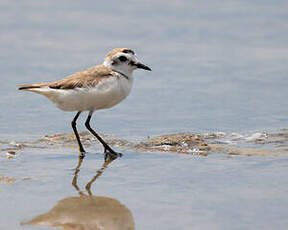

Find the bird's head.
xmin=103 ymin=48 xmax=151 ymax=76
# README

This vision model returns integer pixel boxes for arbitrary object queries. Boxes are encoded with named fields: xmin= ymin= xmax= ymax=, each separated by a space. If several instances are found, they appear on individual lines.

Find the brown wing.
xmin=18 ymin=65 xmax=114 ymax=90
xmin=49 ymin=65 xmax=114 ymax=89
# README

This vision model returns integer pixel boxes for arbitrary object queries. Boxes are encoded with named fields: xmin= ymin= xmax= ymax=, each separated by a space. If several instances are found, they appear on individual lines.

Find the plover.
xmin=18 ymin=48 xmax=151 ymax=159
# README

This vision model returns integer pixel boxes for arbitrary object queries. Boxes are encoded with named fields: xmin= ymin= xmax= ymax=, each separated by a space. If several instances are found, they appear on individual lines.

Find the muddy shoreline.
xmin=1 ymin=129 xmax=287 ymax=157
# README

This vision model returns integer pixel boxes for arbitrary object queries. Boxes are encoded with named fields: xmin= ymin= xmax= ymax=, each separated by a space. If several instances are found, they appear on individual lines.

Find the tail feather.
xmin=18 ymin=83 xmax=49 ymax=90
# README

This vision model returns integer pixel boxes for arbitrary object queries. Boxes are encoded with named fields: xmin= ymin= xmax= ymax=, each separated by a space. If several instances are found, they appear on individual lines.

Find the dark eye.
xmin=119 ymin=56 xmax=127 ymax=62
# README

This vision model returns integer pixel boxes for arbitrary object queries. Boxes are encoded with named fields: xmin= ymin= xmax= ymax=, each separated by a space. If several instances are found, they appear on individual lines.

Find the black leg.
xmin=85 ymin=111 xmax=122 ymax=159
xmin=72 ymin=111 xmax=86 ymax=154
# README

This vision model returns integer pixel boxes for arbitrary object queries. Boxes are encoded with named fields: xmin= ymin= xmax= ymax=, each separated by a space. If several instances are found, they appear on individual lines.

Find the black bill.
xmin=135 ymin=62 xmax=152 ymax=71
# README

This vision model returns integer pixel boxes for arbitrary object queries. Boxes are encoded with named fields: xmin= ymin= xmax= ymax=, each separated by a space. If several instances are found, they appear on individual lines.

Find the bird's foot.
xmin=79 ymin=150 xmax=86 ymax=159
xmin=104 ymin=147 xmax=122 ymax=161
xmin=104 ymin=152 xmax=122 ymax=161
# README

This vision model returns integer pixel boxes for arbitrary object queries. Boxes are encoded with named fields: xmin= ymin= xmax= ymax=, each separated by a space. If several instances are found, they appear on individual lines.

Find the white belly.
xmin=29 ymin=77 xmax=133 ymax=112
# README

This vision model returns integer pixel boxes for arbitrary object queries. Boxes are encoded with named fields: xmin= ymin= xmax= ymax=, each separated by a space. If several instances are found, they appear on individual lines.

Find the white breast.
xmin=28 ymin=75 xmax=134 ymax=112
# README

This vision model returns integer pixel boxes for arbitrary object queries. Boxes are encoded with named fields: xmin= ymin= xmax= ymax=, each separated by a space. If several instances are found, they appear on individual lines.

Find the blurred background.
xmin=1 ymin=0 xmax=287 ymax=138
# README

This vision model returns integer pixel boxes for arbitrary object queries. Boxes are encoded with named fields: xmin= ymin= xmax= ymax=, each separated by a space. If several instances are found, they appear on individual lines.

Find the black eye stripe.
xmin=119 ymin=56 xmax=127 ymax=62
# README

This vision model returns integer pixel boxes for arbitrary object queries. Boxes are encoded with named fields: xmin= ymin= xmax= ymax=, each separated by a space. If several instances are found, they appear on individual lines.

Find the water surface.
xmin=1 ymin=148 xmax=288 ymax=230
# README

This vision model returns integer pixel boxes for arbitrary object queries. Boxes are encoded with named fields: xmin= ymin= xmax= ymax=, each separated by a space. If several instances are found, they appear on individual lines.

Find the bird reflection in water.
xmin=23 ymin=153 xmax=135 ymax=230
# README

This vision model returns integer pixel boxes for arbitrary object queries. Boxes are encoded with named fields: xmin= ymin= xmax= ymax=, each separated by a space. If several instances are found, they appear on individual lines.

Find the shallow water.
xmin=1 ymin=148 xmax=288 ymax=230
xmin=1 ymin=0 xmax=288 ymax=229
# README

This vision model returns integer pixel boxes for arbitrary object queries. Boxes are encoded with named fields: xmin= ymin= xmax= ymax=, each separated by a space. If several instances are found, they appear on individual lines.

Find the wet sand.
xmin=2 ymin=129 xmax=287 ymax=158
